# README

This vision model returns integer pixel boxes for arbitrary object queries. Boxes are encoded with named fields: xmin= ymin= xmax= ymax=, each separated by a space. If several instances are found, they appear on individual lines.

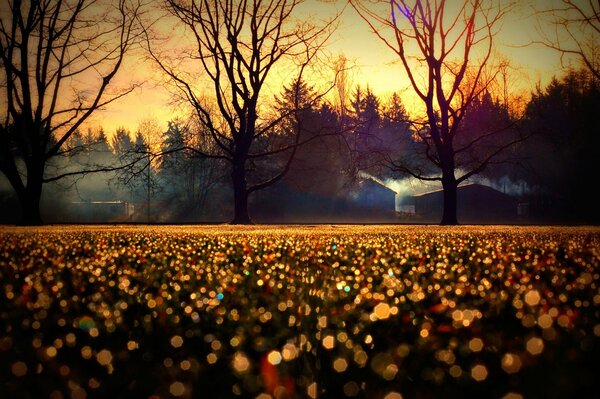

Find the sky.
xmin=89 ymin=0 xmax=580 ymax=137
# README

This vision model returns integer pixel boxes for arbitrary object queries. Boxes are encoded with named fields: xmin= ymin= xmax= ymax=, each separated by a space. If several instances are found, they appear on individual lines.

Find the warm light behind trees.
xmin=351 ymin=0 xmax=526 ymax=224
xmin=0 ymin=0 xmax=144 ymax=224
xmin=536 ymin=0 xmax=600 ymax=80
xmin=147 ymin=0 xmax=337 ymax=224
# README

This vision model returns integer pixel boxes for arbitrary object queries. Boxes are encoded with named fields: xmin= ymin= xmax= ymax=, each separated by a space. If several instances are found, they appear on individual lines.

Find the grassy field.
xmin=0 ymin=225 xmax=599 ymax=399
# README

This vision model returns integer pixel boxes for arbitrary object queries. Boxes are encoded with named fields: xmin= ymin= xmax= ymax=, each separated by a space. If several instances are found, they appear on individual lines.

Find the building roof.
xmin=412 ymin=183 xmax=511 ymax=198
xmin=361 ymin=177 xmax=397 ymax=194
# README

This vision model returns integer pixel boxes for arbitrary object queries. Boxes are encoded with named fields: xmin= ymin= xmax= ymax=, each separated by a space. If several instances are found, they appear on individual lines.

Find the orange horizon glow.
xmin=84 ymin=0 xmax=584 ymax=139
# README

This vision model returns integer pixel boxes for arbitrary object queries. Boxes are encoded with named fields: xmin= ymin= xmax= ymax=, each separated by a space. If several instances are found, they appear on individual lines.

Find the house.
xmin=398 ymin=183 xmax=518 ymax=223
xmin=251 ymin=177 xmax=399 ymax=223
xmin=352 ymin=178 xmax=398 ymax=218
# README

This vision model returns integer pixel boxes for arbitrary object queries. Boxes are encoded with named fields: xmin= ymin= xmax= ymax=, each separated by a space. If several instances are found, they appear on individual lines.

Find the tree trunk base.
xmin=440 ymin=213 xmax=459 ymax=225
xmin=18 ymin=195 xmax=43 ymax=226
xmin=19 ymin=220 xmax=43 ymax=226
xmin=230 ymin=216 xmax=254 ymax=225
xmin=440 ymin=177 xmax=459 ymax=226
xmin=440 ymin=219 xmax=459 ymax=226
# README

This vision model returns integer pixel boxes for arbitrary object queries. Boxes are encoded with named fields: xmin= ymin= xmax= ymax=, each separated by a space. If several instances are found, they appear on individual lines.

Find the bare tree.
xmin=0 ymin=0 xmax=144 ymax=225
xmin=535 ymin=0 xmax=600 ymax=80
xmin=147 ymin=0 xmax=336 ymax=224
xmin=333 ymin=54 xmax=353 ymax=122
xmin=351 ymin=0 xmax=524 ymax=224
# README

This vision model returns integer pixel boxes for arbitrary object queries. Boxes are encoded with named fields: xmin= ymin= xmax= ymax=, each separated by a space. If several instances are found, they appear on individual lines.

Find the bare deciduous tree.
xmin=147 ymin=0 xmax=337 ymax=224
xmin=0 ymin=0 xmax=144 ymax=225
xmin=535 ymin=0 xmax=600 ymax=80
xmin=333 ymin=54 xmax=353 ymax=122
xmin=351 ymin=0 xmax=524 ymax=224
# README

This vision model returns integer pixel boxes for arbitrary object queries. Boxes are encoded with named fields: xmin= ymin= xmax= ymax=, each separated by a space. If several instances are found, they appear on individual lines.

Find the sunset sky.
xmin=90 ymin=0 xmax=582 ymax=137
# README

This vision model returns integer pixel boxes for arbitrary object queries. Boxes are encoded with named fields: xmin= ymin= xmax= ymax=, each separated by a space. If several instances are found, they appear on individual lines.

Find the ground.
xmin=0 ymin=225 xmax=599 ymax=398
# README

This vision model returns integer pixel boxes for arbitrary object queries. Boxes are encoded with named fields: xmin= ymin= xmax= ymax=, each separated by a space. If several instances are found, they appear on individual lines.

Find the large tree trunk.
xmin=18 ymin=190 xmax=43 ymax=226
xmin=440 ymin=170 xmax=458 ymax=225
xmin=230 ymin=159 xmax=252 ymax=224
xmin=0 ymin=151 xmax=45 ymax=225
xmin=439 ymin=145 xmax=459 ymax=225
xmin=17 ymin=169 xmax=44 ymax=226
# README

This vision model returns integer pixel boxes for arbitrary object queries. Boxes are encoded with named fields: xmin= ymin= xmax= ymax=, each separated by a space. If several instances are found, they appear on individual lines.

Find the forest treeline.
xmin=1 ymin=67 xmax=597 ymax=223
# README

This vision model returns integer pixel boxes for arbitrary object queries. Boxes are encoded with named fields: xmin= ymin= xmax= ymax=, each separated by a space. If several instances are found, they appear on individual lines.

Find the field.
xmin=0 ymin=225 xmax=599 ymax=399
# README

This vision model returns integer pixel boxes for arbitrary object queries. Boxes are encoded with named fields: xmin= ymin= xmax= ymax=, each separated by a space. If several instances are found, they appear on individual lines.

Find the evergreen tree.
xmin=520 ymin=68 xmax=600 ymax=222
xmin=157 ymin=121 xmax=219 ymax=220
xmin=131 ymin=130 xmax=156 ymax=220
xmin=90 ymin=128 xmax=114 ymax=166
xmin=271 ymin=79 xmax=349 ymax=198
xmin=352 ymin=86 xmax=381 ymax=133
xmin=112 ymin=128 xmax=134 ymax=155
xmin=134 ymin=131 xmax=150 ymax=154
xmin=454 ymin=91 xmax=515 ymax=181
xmin=65 ymin=130 xmax=85 ymax=163
xmin=349 ymin=85 xmax=383 ymax=175
xmin=376 ymin=92 xmax=416 ymax=177
xmin=383 ymin=93 xmax=408 ymax=129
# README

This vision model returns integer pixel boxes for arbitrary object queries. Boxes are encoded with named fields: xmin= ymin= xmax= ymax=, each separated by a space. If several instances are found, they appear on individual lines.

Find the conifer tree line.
xmin=2 ymin=69 xmax=595 ymax=224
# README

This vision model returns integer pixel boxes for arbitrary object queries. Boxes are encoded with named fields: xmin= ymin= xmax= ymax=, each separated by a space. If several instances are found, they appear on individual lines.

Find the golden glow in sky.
xmin=91 ymin=0 xmax=581 ymax=137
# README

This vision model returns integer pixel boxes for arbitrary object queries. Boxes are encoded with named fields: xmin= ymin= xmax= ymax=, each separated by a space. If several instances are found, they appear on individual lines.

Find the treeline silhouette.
xmin=1 ymin=68 xmax=597 ymax=224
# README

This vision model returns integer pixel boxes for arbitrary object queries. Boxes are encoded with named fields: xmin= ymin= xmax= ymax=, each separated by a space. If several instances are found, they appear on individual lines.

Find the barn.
xmin=249 ymin=177 xmax=398 ymax=222
xmin=397 ymin=183 xmax=518 ymax=223
xmin=354 ymin=178 xmax=397 ymax=212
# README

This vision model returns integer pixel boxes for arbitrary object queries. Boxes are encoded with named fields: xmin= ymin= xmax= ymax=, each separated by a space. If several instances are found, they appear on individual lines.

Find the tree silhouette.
xmin=147 ymin=0 xmax=337 ymax=224
xmin=273 ymin=79 xmax=349 ymax=198
xmin=536 ymin=0 xmax=600 ymax=80
xmin=352 ymin=0 xmax=523 ymax=224
xmin=0 ymin=0 xmax=144 ymax=225
xmin=520 ymin=68 xmax=600 ymax=222
xmin=112 ymin=128 xmax=135 ymax=155
xmin=133 ymin=128 xmax=157 ymax=222
xmin=158 ymin=120 xmax=221 ymax=220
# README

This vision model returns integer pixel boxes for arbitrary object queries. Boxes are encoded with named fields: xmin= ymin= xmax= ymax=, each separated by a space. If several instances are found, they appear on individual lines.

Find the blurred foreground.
xmin=0 ymin=225 xmax=599 ymax=398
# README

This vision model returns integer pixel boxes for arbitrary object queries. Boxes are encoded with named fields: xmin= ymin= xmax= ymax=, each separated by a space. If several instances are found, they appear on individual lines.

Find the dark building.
xmin=398 ymin=183 xmax=518 ymax=223
xmin=250 ymin=177 xmax=398 ymax=223
xmin=353 ymin=178 xmax=397 ymax=213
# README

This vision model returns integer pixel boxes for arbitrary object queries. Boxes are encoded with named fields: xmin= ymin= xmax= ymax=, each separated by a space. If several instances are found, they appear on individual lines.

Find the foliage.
xmin=517 ymin=67 xmax=600 ymax=222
